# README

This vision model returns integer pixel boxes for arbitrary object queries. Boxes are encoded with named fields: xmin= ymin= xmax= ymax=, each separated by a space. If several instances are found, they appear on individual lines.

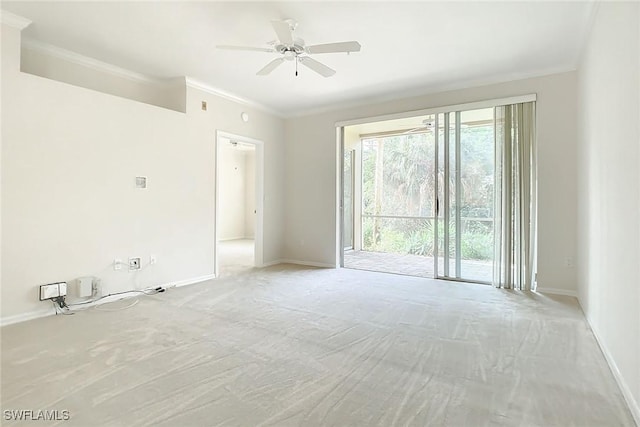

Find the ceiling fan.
xmin=217 ymin=19 xmax=361 ymax=77
xmin=402 ymin=118 xmax=470 ymax=134
xmin=403 ymin=119 xmax=435 ymax=134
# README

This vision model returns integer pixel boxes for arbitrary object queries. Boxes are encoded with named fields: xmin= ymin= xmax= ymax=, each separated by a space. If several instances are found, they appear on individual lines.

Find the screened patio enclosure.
xmin=341 ymin=107 xmax=495 ymax=284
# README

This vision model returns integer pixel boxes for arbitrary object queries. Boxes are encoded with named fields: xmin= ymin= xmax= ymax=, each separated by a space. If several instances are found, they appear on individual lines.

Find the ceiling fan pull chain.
xmin=296 ymin=57 xmax=299 ymax=76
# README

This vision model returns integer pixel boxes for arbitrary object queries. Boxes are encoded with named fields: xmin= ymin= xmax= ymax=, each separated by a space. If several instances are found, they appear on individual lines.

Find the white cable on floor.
xmin=93 ymin=298 xmax=140 ymax=311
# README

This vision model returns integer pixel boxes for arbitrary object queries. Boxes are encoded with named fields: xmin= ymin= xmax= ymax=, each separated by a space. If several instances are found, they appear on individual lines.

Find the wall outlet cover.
xmin=39 ymin=282 xmax=67 ymax=300
xmin=135 ymin=176 xmax=147 ymax=189
xmin=129 ymin=257 xmax=141 ymax=270
xmin=78 ymin=277 xmax=93 ymax=297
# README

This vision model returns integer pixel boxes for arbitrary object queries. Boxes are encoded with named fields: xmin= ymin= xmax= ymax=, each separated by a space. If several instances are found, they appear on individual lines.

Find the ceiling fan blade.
xmin=402 ymin=127 xmax=425 ymax=135
xmin=217 ymin=45 xmax=275 ymax=53
xmin=271 ymin=20 xmax=294 ymax=46
xmin=307 ymin=41 xmax=361 ymax=54
xmin=299 ymin=57 xmax=336 ymax=77
xmin=257 ymin=58 xmax=285 ymax=76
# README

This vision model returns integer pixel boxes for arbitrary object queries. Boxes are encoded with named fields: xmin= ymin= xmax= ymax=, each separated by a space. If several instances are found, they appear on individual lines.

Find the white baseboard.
xmin=279 ymin=259 xmax=337 ymax=268
xmin=1 ymin=308 xmax=54 ymax=327
xmin=255 ymin=259 xmax=337 ymax=269
xmin=579 ymin=301 xmax=640 ymax=425
xmin=167 ymin=274 xmax=216 ymax=288
xmin=535 ymin=287 xmax=578 ymax=297
xmin=0 ymin=274 xmax=217 ymax=327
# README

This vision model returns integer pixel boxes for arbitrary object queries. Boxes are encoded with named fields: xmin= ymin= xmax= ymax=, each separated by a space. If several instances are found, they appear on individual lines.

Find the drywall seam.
xmin=580 ymin=299 xmax=640 ymax=425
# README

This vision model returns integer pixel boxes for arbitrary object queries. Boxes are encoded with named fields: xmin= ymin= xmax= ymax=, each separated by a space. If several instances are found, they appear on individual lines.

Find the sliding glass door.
xmin=345 ymin=131 xmax=438 ymax=277
xmin=434 ymin=108 xmax=494 ymax=283
xmin=341 ymin=106 xmax=495 ymax=284
xmin=343 ymin=149 xmax=355 ymax=251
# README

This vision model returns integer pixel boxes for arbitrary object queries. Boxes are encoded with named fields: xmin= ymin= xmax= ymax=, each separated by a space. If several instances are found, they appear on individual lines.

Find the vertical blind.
xmin=493 ymin=102 xmax=537 ymax=290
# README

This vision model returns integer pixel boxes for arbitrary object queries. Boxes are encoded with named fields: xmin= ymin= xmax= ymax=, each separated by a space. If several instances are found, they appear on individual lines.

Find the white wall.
xmin=1 ymin=23 xmax=285 ymax=324
xmin=21 ymin=45 xmax=186 ymax=113
xmin=218 ymin=142 xmax=255 ymax=241
xmin=245 ymin=150 xmax=256 ymax=238
xmin=186 ymin=87 xmax=284 ymax=271
xmin=576 ymin=2 xmax=640 ymax=421
xmin=285 ymin=72 xmax=579 ymax=293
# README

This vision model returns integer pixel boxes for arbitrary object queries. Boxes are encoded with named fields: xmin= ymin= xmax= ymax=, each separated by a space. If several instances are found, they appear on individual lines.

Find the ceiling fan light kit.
xmin=217 ymin=19 xmax=361 ymax=77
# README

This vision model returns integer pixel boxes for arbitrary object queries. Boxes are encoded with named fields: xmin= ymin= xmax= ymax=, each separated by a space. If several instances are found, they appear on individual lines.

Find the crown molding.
xmin=185 ymin=77 xmax=284 ymax=118
xmin=286 ymin=64 xmax=576 ymax=119
xmin=19 ymin=37 xmax=284 ymax=118
xmin=1 ymin=10 xmax=32 ymax=30
xmin=21 ymin=38 xmax=164 ymax=85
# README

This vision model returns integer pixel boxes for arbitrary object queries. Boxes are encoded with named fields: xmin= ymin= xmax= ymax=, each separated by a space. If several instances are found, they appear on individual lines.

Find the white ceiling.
xmin=3 ymin=1 xmax=594 ymax=117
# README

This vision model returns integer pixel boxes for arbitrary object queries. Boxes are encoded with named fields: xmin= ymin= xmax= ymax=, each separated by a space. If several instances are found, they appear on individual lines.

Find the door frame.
xmin=338 ymin=104 xmax=508 ymax=284
xmin=214 ymin=130 xmax=265 ymax=277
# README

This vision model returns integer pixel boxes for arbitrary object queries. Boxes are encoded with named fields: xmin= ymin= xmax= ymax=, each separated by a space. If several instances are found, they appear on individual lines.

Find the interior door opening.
xmin=215 ymin=131 xmax=264 ymax=277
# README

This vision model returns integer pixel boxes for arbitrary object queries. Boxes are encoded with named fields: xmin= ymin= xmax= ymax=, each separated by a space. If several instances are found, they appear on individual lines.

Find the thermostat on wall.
xmin=135 ymin=176 xmax=147 ymax=189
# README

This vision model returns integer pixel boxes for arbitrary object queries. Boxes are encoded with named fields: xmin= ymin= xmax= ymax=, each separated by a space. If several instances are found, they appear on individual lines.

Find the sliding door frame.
xmin=336 ymin=94 xmax=536 ymax=279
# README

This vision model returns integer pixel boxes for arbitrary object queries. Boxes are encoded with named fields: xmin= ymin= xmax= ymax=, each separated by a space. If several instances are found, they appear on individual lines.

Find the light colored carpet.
xmin=218 ymin=239 xmax=255 ymax=277
xmin=1 ymin=264 xmax=635 ymax=426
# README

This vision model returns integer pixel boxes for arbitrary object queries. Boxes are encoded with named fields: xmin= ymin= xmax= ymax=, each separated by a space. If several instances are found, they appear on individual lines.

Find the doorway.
xmin=215 ymin=131 xmax=264 ymax=277
xmin=340 ymin=107 xmax=494 ymax=284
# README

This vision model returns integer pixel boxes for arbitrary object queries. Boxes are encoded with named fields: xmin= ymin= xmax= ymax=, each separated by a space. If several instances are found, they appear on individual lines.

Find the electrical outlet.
xmin=40 ymin=284 xmax=58 ymax=300
xmin=149 ymin=255 xmax=157 ymax=265
xmin=39 ymin=282 xmax=67 ymax=301
xmin=565 ymin=257 xmax=574 ymax=268
xmin=114 ymin=258 xmax=122 ymax=270
xmin=129 ymin=257 xmax=141 ymax=271
xmin=77 ymin=277 xmax=93 ymax=298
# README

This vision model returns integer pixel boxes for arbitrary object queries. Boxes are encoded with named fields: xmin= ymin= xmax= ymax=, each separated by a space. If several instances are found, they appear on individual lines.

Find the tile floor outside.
xmin=344 ymin=250 xmax=493 ymax=283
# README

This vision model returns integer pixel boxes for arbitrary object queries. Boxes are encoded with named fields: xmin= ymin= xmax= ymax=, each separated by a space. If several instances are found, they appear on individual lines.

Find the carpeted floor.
xmin=218 ymin=238 xmax=255 ymax=277
xmin=1 ymin=264 xmax=635 ymax=426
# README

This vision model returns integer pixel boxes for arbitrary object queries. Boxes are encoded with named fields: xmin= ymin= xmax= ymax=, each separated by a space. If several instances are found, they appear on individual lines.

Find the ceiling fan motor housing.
xmin=275 ymin=38 xmax=306 ymax=56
